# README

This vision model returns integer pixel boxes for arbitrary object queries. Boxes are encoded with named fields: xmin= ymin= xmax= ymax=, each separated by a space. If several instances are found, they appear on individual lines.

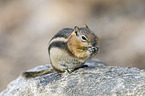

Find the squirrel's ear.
xmin=74 ymin=26 xmax=80 ymax=36
xmin=84 ymin=24 xmax=89 ymax=29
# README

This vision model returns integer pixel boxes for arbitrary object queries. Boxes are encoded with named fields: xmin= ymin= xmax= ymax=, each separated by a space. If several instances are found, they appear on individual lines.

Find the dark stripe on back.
xmin=48 ymin=41 xmax=74 ymax=57
xmin=51 ymin=28 xmax=74 ymax=41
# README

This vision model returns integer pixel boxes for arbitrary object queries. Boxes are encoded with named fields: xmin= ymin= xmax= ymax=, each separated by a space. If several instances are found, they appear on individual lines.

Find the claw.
xmin=96 ymin=47 xmax=99 ymax=52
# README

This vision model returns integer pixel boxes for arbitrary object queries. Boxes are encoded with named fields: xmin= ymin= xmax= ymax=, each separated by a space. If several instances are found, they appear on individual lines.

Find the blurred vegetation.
xmin=0 ymin=0 xmax=145 ymax=91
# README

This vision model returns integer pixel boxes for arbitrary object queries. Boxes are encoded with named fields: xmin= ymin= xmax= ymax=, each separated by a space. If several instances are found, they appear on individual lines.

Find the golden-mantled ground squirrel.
xmin=23 ymin=24 xmax=99 ymax=78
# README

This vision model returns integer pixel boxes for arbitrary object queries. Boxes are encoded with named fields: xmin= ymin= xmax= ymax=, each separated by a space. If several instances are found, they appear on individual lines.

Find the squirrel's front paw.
xmin=88 ymin=47 xmax=99 ymax=54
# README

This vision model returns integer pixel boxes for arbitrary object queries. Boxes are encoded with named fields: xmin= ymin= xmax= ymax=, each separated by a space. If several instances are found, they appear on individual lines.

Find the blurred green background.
xmin=0 ymin=0 xmax=145 ymax=91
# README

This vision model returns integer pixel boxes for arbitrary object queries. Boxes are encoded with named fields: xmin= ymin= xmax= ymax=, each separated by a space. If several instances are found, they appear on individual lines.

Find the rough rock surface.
xmin=0 ymin=59 xmax=145 ymax=96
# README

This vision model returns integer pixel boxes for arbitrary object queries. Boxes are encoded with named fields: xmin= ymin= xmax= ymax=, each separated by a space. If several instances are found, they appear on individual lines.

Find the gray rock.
xmin=0 ymin=59 xmax=145 ymax=96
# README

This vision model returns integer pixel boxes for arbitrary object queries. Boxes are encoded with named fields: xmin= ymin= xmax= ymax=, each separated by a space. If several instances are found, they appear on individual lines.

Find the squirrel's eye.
xmin=81 ymin=35 xmax=87 ymax=41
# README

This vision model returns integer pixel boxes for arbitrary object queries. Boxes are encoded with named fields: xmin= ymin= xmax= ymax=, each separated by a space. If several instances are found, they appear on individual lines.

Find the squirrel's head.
xmin=67 ymin=25 xmax=99 ymax=60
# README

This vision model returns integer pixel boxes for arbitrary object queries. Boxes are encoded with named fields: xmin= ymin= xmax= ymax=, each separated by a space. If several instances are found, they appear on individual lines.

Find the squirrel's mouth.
xmin=78 ymin=46 xmax=99 ymax=53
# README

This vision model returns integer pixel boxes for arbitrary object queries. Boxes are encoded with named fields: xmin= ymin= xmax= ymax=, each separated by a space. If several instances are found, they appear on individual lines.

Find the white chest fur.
xmin=49 ymin=47 xmax=85 ymax=71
